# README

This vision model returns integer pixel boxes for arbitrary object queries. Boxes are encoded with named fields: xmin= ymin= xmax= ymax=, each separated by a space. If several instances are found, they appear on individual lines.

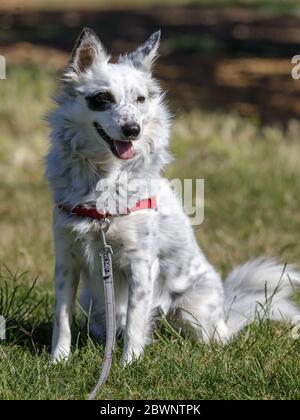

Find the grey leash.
xmin=88 ymin=218 xmax=116 ymax=400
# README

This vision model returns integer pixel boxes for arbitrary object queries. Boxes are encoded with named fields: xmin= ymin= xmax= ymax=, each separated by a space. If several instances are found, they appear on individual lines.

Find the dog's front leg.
xmin=121 ymin=259 xmax=154 ymax=365
xmin=51 ymin=229 xmax=80 ymax=363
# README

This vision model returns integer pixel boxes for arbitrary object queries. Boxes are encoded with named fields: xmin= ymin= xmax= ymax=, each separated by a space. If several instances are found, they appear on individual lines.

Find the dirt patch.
xmin=1 ymin=5 xmax=300 ymax=124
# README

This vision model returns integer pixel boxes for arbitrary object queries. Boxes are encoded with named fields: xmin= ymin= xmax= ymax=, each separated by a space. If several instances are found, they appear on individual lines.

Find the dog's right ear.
xmin=67 ymin=28 xmax=108 ymax=74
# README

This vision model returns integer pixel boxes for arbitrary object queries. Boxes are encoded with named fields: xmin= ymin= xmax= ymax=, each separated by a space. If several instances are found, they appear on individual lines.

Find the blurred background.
xmin=2 ymin=0 xmax=300 ymax=122
xmin=1 ymin=0 xmax=300 ymax=282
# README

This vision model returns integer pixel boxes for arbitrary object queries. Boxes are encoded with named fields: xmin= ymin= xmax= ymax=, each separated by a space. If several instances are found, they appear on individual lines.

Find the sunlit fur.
xmin=46 ymin=29 xmax=300 ymax=364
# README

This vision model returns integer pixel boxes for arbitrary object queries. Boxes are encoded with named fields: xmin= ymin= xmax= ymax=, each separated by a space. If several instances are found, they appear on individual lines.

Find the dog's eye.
xmin=137 ymin=95 xmax=146 ymax=104
xmin=86 ymin=91 xmax=115 ymax=111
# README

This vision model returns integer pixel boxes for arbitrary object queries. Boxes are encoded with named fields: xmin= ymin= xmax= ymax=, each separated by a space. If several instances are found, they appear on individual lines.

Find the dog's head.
xmin=61 ymin=28 xmax=168 ymax=162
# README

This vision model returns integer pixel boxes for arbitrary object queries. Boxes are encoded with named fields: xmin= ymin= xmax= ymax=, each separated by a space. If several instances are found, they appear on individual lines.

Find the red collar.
xmin=58 ymin=197 xmax=157 ymax=220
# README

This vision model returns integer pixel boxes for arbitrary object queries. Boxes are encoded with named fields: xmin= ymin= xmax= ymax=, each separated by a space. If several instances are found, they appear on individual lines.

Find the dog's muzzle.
xmin=94 ymin=122 xmax=136 ymax=160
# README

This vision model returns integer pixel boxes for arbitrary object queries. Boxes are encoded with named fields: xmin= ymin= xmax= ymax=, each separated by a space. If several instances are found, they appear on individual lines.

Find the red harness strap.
xmin=58 ymin=197 xmax=157 ymax=220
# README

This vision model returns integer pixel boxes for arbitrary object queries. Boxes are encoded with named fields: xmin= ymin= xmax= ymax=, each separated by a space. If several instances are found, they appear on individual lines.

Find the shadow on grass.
xmin=0 ymin=266 xmax=96 ymax=355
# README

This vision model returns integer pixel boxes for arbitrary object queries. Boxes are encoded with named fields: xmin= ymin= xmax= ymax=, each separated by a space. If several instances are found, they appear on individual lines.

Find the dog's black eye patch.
xmin=137 ymin=95 xmax=146 ymax=104
xmin=85 ymin=91 xmax=115 ymax=111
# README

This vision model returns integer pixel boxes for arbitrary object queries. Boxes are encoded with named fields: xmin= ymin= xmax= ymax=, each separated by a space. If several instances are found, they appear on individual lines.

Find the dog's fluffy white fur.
xmin=46 ymin=28 xmax=300 ymax=364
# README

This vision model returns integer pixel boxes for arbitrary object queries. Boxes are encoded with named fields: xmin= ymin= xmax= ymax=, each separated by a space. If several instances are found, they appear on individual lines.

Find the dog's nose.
xmin=122 ymin=123 xmax=140 ymax=139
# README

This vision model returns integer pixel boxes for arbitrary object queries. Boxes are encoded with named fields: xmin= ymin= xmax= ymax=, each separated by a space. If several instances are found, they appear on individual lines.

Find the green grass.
xmin=0 ymin=65 xmax=300 ymax=400
xmin=1 ymin=272 xmax=300 ymax=399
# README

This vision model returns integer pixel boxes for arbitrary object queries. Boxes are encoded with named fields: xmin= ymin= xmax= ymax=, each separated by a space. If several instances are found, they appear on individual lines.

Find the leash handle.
xmin=88 ymin=219 xmax=116 ymax=400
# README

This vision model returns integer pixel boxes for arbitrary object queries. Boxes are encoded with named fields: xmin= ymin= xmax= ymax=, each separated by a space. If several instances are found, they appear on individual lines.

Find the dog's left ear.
xmin=68 ymin=27 xmax=108 ymax=74
xmin=121 ymin=30 xmax=161 ymax=72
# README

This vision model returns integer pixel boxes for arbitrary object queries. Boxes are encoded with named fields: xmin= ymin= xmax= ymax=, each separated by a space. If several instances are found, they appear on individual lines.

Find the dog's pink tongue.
xmin=113 ymin=140 xmax=135 ymax=160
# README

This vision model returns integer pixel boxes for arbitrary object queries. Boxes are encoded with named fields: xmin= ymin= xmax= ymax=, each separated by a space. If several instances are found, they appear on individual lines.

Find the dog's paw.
xmin=121 ymin=347 xmax=143 ymax=366
xmin=120 ymin=353 xmax=135 ymax=367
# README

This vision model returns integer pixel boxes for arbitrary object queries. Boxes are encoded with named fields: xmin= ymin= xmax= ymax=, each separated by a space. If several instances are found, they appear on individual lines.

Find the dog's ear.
xmin=68 ymin=27 xmax=108 ymax=74
xmin=121 ymin=30 xmax=161 ymax=72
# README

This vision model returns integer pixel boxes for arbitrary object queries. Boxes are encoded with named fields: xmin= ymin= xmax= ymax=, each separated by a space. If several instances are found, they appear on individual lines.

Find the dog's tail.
xmin=223 ymin=258 xmax=300 ymax=337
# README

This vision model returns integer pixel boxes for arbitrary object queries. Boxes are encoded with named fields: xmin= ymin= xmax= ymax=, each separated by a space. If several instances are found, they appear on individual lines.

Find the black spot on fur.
xmin=171 ymin=291 xmax=185 ymax=300
xmin=136 ymin=289 xmax=147 ymax=300
xmin=57 ymin=281 xmax=64 ymax=290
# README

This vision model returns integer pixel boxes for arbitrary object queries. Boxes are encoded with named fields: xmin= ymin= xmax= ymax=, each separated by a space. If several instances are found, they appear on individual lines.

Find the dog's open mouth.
xmin=94 ymin=122 xmax=135 ymax=160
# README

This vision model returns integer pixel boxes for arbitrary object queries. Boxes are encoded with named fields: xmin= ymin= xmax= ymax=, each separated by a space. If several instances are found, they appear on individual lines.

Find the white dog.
xmin=46 ymin=28 xmax=300 ymax=365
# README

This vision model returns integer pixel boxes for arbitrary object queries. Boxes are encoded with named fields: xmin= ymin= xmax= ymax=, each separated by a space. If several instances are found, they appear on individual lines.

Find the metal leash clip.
xmin=88 ymin=217 xmax=116 ymax=400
